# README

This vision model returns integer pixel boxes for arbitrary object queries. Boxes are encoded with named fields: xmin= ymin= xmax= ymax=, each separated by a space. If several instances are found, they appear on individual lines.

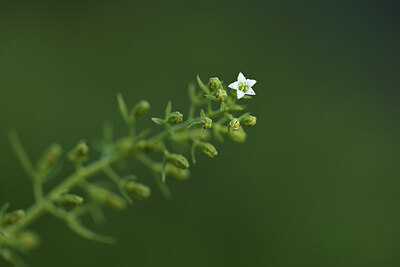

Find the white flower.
xmin=228 ymin=72 xmax=256 ymax=99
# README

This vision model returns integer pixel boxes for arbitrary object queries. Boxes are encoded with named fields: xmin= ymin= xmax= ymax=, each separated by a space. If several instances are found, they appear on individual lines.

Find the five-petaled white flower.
xmin=228 ymin=72 xmax=256 ymax=99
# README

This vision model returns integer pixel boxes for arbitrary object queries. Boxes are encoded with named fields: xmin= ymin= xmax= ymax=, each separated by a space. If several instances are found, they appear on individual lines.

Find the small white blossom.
xmin=228 ymin=72 xmax=256 ymax=99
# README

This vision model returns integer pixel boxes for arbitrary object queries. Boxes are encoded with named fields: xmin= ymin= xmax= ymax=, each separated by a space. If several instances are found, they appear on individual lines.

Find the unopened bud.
xmin=240 ymin=115 xmax=257 ymax=126
xmin=201 ymin=117 xmax=212 ymax=129
xmin=167 ymin=111 xmax=183 ymax=125
xmin=3 ymin=210 xmax=25 ymax=225
xmin=229 ymin=118 xmax=240 ymax=131
xmin=122 ymin=181 xmax=151 ymax=200
xmin=228 ymin=127 xmax=247 ymax=143
xmin=116 ymin=137 xmax=133 ymax=153
xmin=59 ymin=194 xmax=84 ymax=208
xmin=88 ymin=185 xmax=126 ymax=210
xmin=208 ymin=77 xmax=222 ymax=92
xmin=215 ymin=89 xmax=227 ymax=102
xmin=165 ymin=163 xmax=190 ymax=180
xmin=198 ymin=142 xmax=218 ymax=158
xmin=130 ymin=100 xmax=150 ymax=121
xmin=165 ymin=152 xmax=189 ymax=169
xmin=18 ymin=230 xmax=40 ymax=250
xmin=37 ymin=143 xmax=62 ymax=173
xmin=68 ymin=141 xmax=89 ymax=162
xmin=136 ymin=140 xmax=165 ymax=153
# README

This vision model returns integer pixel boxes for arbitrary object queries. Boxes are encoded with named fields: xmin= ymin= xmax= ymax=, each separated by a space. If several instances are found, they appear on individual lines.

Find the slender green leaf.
xmin=191 ymin=143 xmax=197 ymax=164
xmin=151 ymin=117 xmax=165 ymax=125
xmin=117 ymin=93 xmax=130 ymax=124
xmin=104 ymin=167 xmax=133 ymax=204
xmin=200 ymin=109 xmax=206 ymax=119
xmin=197 ymin=75 xmax=210 ymax=94
xmin=188 ymin=83 xmax=196 ymax=102
xmin=165 ymin=101 xmax=172 ymax=118
xmin=67 ymin=219 xmax=115 ymax=244
xmin=205 ymin=95 xmax=218 ymax=102
xmin=8 ymin=131 xmax=35 ymax=178
xmin=153 ymin=172 xmax=172 ymax=200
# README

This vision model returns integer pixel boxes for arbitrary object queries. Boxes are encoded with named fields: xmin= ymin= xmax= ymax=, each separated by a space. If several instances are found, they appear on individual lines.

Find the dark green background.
xmin=1 ymin=1 xmax=400 ymax=266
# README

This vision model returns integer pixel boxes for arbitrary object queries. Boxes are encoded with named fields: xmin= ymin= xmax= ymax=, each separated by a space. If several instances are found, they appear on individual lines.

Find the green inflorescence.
xmin=0 ymin=74 xmax=258 ymax=266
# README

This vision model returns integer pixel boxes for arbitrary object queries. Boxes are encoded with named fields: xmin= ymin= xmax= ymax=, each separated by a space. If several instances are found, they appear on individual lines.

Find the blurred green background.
xmin=1 ymin=0 xmax=400 ymax=266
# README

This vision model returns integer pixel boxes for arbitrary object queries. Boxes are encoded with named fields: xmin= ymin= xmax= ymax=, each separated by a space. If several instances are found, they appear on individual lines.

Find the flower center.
xmin=238 ymin=82 xmax=248 ymax=92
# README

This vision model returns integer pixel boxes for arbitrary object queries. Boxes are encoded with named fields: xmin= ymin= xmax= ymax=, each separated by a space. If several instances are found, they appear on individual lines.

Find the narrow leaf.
xmin=200 ymin=109 xmax=206 ymax=119
xmin=104 ymin=167 xmax=133 ymax=204
xmin=197 ymin=75 xmax=210 ymax=94
xmin=188 ymin=83 xmax=196 ymax=102
xmin=191 ymin=143 xmax=197 ymax=164
xmin=153 ymin=172 xmax=172 ymax=200
xmin=165 ymin=101 xmax=172 ymax=118
xmin=8 ymin=131 xmax=35 ymax=178
xmin=67 ymin=219 xmax=115 ymax=244
xmin=205 ymin=95 xmax=218 ymax=102
xmin=151 ymin=117 xmax=165 ymax=125
xmin=231 ymin=104 xmax=245 ymax=111
xmin=117 ymin=93 xmax=130 ymax=124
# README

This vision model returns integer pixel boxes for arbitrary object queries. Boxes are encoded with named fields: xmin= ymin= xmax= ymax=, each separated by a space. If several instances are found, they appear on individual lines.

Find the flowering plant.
xmin=0 ymin=73 xmax=258 ymax=266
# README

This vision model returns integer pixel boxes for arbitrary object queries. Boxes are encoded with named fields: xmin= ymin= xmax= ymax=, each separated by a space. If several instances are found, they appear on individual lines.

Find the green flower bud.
xmin=228 ymin=127 xmax=247 ymax=143
xmin=165 ymin=163 xmax=190 ymax=181
xmin=198 ymin=142 xmax=218 ymax=158
xmin=67 ymin=141 xmax=89 ymax=162
xmin=215 ymin=89 xmax=227 ymax=102
xmin=37 ymin=143 xmax=62 ymax=173
xmin=116 ymin=137 xmax=134 ymax=153
xmin=18 ymin=230 xmax=40 ymax=250
xmin=3 ymin=210 xmax=25 ymax=225
xmin=59 ymin=194 xmax=84 ymax=208
xmin=130 ymin=100 xmax=150 ymax=121
xmin=165 ymin=152 xmax=190 ymax=169
xmin=122 ymin=181 xmax=151 ymax=200
xmin=201 ymin=117 xmax=212 ymax=129
xmin=229 ymin=118 xmax=240 ymax=131
xmin=136 ymin=140 xmax=165 ymax=153
xmin=167 ymin=111 xmax=183 ymax=125
xmin=208 ymin=77 xmax=222 ymax=92
xmin=87 ymin=184 xmax=126 ymax=210
xmin=240 ymin=115 xmax=257 ymax=126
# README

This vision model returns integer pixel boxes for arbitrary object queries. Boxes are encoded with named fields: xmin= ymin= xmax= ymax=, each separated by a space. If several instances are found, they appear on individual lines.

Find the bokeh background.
xmin=1 ymin=0 xmax=400 ymax=266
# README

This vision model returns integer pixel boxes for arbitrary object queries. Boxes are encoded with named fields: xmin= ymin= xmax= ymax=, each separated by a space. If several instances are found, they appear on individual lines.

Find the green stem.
xmin=6 ymin=154 xmax=123 ymax=234
xmin=150 ymin=108 xmax=228 ymax=142
xmin=4 ymin=107 xmax=231 ymax=238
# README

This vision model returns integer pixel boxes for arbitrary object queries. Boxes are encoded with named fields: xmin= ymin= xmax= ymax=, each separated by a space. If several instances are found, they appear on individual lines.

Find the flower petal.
xmin=237 ymin=90 xmax=245 ymax=99
xmin=228 ymin=81 xmax=239 ymax=90
xmin=238 ymin=72 xmax=246 ymax=82
xmin=246 ymin=88 xmax=256 ymax=95
xmin=247 ymin=79 xmax=256 ymax=87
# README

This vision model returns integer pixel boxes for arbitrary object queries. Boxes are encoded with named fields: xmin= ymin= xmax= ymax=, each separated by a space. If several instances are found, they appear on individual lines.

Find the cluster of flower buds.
xmin=1 ymin=73 xmax=259 ymax=263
